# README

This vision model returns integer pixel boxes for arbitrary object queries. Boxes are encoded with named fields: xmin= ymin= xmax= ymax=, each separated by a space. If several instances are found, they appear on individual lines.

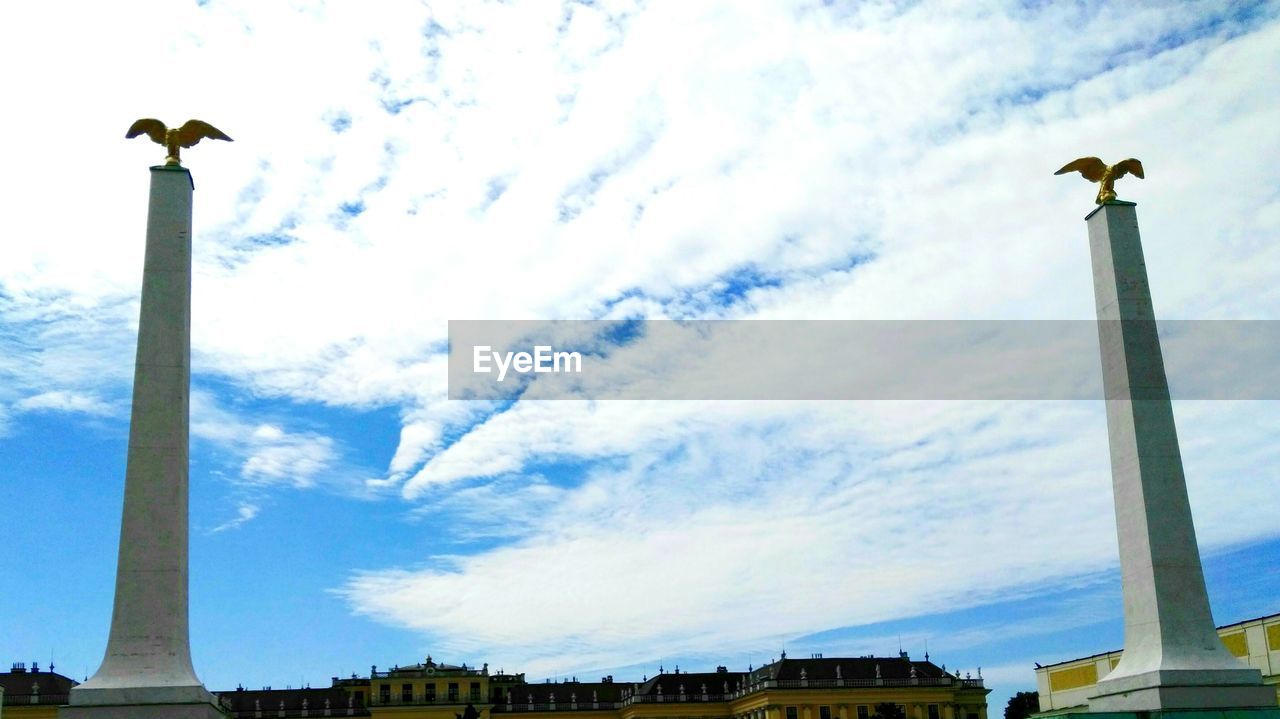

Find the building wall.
xmin=339 ymin=677 xmax=987 ymax=719
xmin=373 ymin=708 xmax=489 ymax=719
xmin=403 ymin=685 xmax=988 ymax=719
xmin=1034 ymin=611 xmax=1280 ymax=711
xmin=0 ymin=703 xmax=58 ymax=719
xmin=0 ymin=660 xmax=987 ymax=719
xmin=719 ymin=688 xmax=988 ymax=719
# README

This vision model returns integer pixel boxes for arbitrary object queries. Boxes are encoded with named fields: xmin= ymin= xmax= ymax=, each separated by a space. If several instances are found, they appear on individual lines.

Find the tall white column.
xmin=62 ymin=166 xmax=224 ymax=719
xmin=1084 ymin=201 xmax=1271 ymax=711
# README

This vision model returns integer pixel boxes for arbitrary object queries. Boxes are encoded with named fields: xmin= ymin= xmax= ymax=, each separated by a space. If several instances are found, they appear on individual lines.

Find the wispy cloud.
xmin=191 ymin=390 xmax=342 ymax=490
xmin=212 ymin=502 xmax=262 ymax=533
xmin=14 ymin=390 xmax=116 ymax=417
xmin=339 ymin=401 xmax=1121 ymax=671
xmin=241 ymin=425 xmax=337 ymax=488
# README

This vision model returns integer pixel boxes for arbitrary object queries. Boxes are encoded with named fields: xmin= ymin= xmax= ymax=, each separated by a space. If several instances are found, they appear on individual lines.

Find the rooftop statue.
xmin=126 ymin=118 xmax=233 ymax=166
xmin=1054 ymin=156 xmax=1144 ymax=204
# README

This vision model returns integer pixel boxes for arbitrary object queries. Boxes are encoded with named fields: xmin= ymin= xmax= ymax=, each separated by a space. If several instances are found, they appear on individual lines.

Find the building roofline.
xmin=1035 ymin=608 xmax=1279 ymax=671
xmin=1216 ymin=610 xmax=1280 ymax=629
xmin=1034 ymin=649 xmax=1121 ymax=671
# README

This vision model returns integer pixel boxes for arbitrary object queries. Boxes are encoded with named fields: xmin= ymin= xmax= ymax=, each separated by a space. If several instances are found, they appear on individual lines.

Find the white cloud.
xmin=341 ymin=399 xmax=1280 ymax=674
xmin=241 ymin=427 xmax=336 ymax=488
xmin=9 ymin=0 xmax=1274 ymax=419
xmin=14 ymin=390 xmax=116 ymax=417
xmin=191 ymin=391 xmax=342 ymax=490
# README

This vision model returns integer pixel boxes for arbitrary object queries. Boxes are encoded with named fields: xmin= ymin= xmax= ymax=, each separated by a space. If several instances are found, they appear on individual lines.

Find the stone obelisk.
xmin=63 ymin=162 xmax=224 ymax=718
xmin=1083 ymin=200 xmax=1272 ymax=711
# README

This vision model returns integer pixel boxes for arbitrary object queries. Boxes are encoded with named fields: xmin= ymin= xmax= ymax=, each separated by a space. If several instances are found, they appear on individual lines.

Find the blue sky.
xmin=2 ymin=0 xmax=1280 ymax=713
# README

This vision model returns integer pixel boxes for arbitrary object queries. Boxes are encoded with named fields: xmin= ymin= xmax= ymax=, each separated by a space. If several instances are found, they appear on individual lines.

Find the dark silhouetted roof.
xmin=502 ymin=681 xmax=628 ymax=704
xmin=215 ymin=687 xmax=369 ymax=717
xmin=635 ymin=671 xmax=747 ymax=696
xmin=759 ymin=657 xmax=947 ymax=682
xmin=0 ymin=665 xmax=78 ymax=703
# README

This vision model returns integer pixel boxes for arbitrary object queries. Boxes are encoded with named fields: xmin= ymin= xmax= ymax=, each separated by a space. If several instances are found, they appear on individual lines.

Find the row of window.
xmin=784 ymin=704 xmax=945 ymax=719
xmin=378 ymin=681 xmax=483 ymax=703
xmin=367 ymin=693 xmax=970 ymax=717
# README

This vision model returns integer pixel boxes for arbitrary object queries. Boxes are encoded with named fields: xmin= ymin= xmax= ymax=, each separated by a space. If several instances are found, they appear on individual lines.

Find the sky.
xmin=2 ymin=0 xmax=1280 ymax=713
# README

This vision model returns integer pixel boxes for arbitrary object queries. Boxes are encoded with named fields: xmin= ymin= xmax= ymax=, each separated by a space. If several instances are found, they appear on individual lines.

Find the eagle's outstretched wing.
xmin=1112 ymin=158 xmax=1144 ymax=180
xmin=1054 ymin=156 xmax=1107 ymax=182
xmin=174 ymin=119 xmax=233 ymax=148
xmin=125 ymin=118 xmax=167 ymax=144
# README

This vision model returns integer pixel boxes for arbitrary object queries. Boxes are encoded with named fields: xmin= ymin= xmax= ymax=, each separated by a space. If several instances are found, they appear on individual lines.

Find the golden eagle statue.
xmin=126 ymin=118 xmax=233 ymax=166
xmin=1054 ymin=156 xmax=1144 ymax=204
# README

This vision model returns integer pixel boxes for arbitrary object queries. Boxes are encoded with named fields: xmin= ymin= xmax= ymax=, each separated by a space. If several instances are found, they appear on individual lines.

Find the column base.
xmin=59 ymin=701 xmax=227 ymax=719
xmin=62 ymin=684 xmax=228 ymax=718
xmin=1044 ymin=710 xmax=1280 ymax=719
xmin=1088 ymin=669 xmax=1276 ymax=711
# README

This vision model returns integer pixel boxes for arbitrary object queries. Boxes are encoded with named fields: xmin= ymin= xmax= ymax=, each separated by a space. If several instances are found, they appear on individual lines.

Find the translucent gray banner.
xmin=447 ymin=320 xmax=1280 ymax=400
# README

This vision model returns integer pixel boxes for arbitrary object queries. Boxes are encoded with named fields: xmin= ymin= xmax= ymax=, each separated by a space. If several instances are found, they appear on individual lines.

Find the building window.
xmin=380 ymin=685 xmax=391 ymax=704
xmin=471 ymin=682 xmax=482 ymax=701
xmin=427 ymin=685 xmax=437 ymax=702
xmin=928 ymin=706 xmax=939 ymax=719
xmin=787 ymin=707 xmax=799 ymax=719
xmin=857 ymin=707 xmax=869 ymax=719
xmin=821 ymin=707 xmax=831 ymax=719
xmin=354 ymin=691 xmax=364 ymax=706
xmin=449 ymin=682 xmax=460 ymax=702
xmin=492 ymin=688 xmax=504 ymax=702
xmin=403 ymin=684 xmax=414 ymax=703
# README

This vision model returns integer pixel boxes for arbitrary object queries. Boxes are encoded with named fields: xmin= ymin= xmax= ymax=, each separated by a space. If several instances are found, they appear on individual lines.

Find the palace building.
xmin=0 ymin=653 xmax=988 ymax=719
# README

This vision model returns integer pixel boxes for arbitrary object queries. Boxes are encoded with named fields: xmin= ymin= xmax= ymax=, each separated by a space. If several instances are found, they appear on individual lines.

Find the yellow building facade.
xmin=1033 ymin=611 xmax=1280 ymax=711
xmin=326 ymin=654 xmax=987 ymax=719
xmin=0 ymin=653 xmax=988 ymax=719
